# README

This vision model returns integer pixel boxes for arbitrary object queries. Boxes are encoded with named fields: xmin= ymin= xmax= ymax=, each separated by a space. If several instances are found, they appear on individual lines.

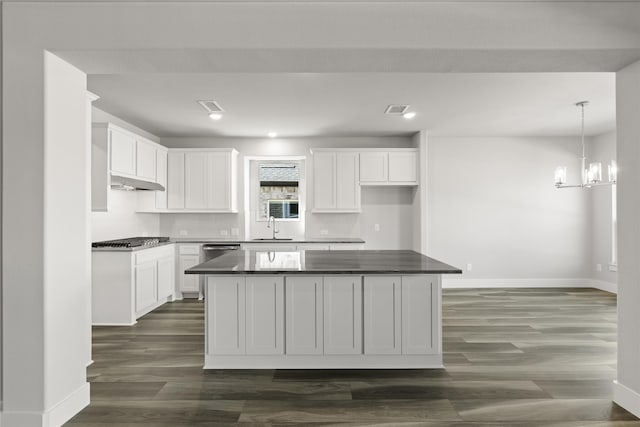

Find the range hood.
xmin=110 ymin=175 xmax=165 ymax=191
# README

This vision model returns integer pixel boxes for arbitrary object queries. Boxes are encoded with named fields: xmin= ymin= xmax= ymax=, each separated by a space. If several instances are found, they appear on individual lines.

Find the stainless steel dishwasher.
xmin=201 ymin=243 xmax=241 ymax=262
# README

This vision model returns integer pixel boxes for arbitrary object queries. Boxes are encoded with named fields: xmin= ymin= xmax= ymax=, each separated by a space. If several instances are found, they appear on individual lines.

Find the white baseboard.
xmin=442 ymin=278 xmax=617 ymax=294
xmin=614 ymin=380 xmax=640 ymax=418
xmin=1 ymin=382 xmax=89 ymax=427
xmin=590 ymin=279 xmax=618 ymax=294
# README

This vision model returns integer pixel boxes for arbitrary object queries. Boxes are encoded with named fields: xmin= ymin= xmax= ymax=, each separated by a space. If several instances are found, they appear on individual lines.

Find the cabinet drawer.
xmin=179 ymin=244 xmax=201 ymax=255
xmin=134 ymin=244 xmax=174 ymax=265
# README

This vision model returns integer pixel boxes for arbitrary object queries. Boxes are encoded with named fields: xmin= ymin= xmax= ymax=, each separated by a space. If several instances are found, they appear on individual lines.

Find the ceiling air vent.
xmin=384 ymin=104 xmax=410 ymax=115
xmin=197 ymin=100 xmax=224 ymax=113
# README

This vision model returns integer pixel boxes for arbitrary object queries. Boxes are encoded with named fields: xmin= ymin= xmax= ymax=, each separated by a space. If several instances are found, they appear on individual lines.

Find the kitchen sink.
xmin=252 ymin=238 xmax=294 ymax=241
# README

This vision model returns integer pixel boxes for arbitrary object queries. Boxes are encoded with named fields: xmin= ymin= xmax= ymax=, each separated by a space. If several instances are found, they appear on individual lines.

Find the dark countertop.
xmin=185 ymin=250 xmax=462 ymax=275
xmin=171 ymin=237 xmax=365 ymax=244
xmin=91 ymin=241 xmax=175 ymax=252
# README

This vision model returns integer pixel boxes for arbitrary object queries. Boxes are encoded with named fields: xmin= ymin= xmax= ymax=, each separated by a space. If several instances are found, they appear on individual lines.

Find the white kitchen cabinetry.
xmin=92 ymin=123 xmax=168 ymax=212
xmin=164 ymin=149 xmax=238 ymax=213
xmin=110 ymin=127 xmax=137 ymax=177
xmin=135 ymin=261 xmax=157 ymax=313
xmin=206 ymin=276 xmax=284 ymax=356
xmin=364 ymin=276 xmax=401 ymax=355
xmin=92 ymin=244 xmax=175 ymax=325
xmin=167 ymin=152 xmax=185 ymax=209
xmin=359 ymin=149 xmax=418 ymax=186
xmin=204 ymin=274 xmax=442 ymax=368
xmin=312 ymin=150 xmax=361 ymax=212
xmin=178 ymin=244 xmax=202 ymax=298
xmin=136 ymin=138 xmax=157 ymax=182
xmin=155 ymin=149 xmax=168 ymax=209
xmin=245 ymin=276 xmax=284 ymax=355
xmin=323 ymin=276 xmax=363 ymax=355
xmin=207 ymin=276 xmax=246 ymax=355
xmin=359 ymin=151 xmax=388 ymax=183
xmin=285 ymin=276 xmax=324 ymax=355
xmin=402 ymin=275 xmax=439 ymax=354
xmin=185 ymin=152 xmax=208 ymax=209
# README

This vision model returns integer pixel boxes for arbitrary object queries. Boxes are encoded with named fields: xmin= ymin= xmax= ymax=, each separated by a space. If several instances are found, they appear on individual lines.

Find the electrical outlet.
xmin=374 ymin=224 xmax=380 ymax=232
xmin=231 ymin=228 xmax=239 ymax=236
xmin=596 ymin=263 xmax=603 ymax=272
xmin=141 ymin=231 xmax=149 ymax=237
xmin=320 ymin=229 xmax=329 ymax=235
xmin=466 ymin=263 xmax=473 ymax=271
xmin=220 ymin=229 xmax=229 ymax=236
xmin=179 ymin=230 xmax=188 ymax=236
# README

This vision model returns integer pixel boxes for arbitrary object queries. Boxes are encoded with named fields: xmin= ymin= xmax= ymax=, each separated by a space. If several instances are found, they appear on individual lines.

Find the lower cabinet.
xmin=92 ymin=244 xmax=175 ymax=325
xmin=364 ymin=276 xmax=401 ymax=355
xmin=323 ymin=276 xmax=363 ymax=355
xmin=135 ymin=261 xmax=158 ymax=313
xmin=285 ymin=276 xmax=324 ymax=355
xmin=246 ymin=277 xmax=284 ymax=355
xmin=207 ymin=276 xmax=246 ymax=355
xmin=178 ymin=244 xmax=202 ymax=298
xmin=402 ymin=275 xmax=439 ymax=355
xmin=204 ymin=274 xmax=441 ymax=367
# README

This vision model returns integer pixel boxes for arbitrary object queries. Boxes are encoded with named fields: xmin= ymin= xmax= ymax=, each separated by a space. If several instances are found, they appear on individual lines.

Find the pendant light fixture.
xmin=554 ymin=101 xmax=617 ymax=189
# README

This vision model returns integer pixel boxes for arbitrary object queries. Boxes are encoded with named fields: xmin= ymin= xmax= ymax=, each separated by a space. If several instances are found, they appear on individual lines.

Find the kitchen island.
xmin=186 ymin=250 xmax=461 ymax=369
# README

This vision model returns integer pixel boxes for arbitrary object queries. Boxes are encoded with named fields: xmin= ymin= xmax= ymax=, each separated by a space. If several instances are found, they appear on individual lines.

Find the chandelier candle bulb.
xmin=555 ymin=166 xmax=567 ymax=185
xmin=608 ymin=160 xmax=618 ymax=183
xmin=589 ymin=162 xmax=602 ymax=183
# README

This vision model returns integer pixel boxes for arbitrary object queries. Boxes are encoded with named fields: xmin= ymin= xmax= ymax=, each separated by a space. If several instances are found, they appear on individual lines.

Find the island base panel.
xmin=204 ymin=354 xmax=443 ymax=369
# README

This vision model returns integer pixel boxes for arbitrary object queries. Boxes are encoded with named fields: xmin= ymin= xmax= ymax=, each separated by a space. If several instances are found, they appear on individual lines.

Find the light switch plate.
xmin=220 ymin=229 xmax=229 ymax=236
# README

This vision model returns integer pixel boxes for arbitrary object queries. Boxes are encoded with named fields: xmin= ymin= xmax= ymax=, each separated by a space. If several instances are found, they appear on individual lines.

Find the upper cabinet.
xmin=155 ymin=149 xmax=238 ymax=213
xmin=92 ymin=123 xmax=166 ymax=212
xmin=312 ymin=150 xmax=361 ymax=213
xmin=360 ymin=149 xmax=418 ymax=186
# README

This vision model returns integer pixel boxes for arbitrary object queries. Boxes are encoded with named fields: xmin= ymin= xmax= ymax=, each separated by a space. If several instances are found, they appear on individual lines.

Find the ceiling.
xmin=89 ymin=72 xmax=615 ymax=138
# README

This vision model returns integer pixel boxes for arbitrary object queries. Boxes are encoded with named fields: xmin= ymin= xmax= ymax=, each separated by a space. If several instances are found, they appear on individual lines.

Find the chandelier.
xmin=554 ymin=101 xmax=617 ymax=189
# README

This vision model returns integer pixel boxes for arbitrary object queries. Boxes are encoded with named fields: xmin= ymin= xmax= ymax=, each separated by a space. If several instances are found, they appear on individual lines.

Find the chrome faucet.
xmin=267 ymin=216 xmax=279 ymax=239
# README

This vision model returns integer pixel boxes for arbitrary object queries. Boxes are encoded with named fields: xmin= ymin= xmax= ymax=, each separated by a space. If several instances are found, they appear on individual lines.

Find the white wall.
xmin=428 ymin=136 xmax=591 ymax=282
xmin=588 ymin=131 xmax=617 ymax=285
xmin=90 ymin=107 xmax=161 ymax=242
xmin=614 ymin=59 xmax=640 ymax=417
xmin=91 ymin=190 xmax=160 ymax=241
xmin=159 ymin=136 xmax=416 ymax=248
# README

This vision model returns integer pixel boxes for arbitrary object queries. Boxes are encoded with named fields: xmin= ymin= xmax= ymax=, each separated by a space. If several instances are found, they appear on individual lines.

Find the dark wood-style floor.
xmin=68 ymin=288 xmax=640 ymax=426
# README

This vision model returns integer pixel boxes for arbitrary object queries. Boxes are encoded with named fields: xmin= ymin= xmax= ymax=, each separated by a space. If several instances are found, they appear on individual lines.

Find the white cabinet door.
xmin=157 ymin=256 xmax=174 ymax=300
xmin=136 ymin=139 xmax=157 ymax=182
xmin=246 ymin=276 xmax=284 ymax=355
xmin=402 ymin=275 xmax=438 ymax=355
xmin=185 ymin=152 xmax=208 ymax=209
xmin=167 ymin=152 xmax=185 ymax=209
xmin=360 ymin=152 xmax=388 ymax=183
xmin=389 ymin=151 xmax=417 ymax=183
xmin=285 ymin=276 xmax=323 ymax=355
xmin=110 ymin=128 xmax=136 ymax=176
xmin=207 ymin=276 xmax=246 ymax=355
xmin=179 ymin=255 xmax=201 ymax=293
xmin=155 ymin=149 xmax=168 ymax=209
xmin=207 ymin=152 xmax=230 ymax=210
xmin=336 ymin=152 xmax=360 ymax=211
xmin=364 ymin=276 xmax=401 ymax=355
xmin=135 ymin=261 xmax=157 ymax=313
xmin=323 ymin=276 xmax=362 ymax=355
xmin=313 ymin=152 xmax=336 ymax=210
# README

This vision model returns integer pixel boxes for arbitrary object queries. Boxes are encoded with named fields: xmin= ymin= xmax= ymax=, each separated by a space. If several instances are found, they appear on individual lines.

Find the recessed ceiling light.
xmin=403 ymin=111 xmax=417 ymax=119
xmin=208 ymin=113 xmax=223 ymax=121
xmin=268 ymin=131 xmax=278 ymax=138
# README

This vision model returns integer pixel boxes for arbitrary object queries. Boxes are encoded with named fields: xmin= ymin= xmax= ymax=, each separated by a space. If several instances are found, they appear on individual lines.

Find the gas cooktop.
xmin=91 ymin=237 xmax=170 ymax=248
